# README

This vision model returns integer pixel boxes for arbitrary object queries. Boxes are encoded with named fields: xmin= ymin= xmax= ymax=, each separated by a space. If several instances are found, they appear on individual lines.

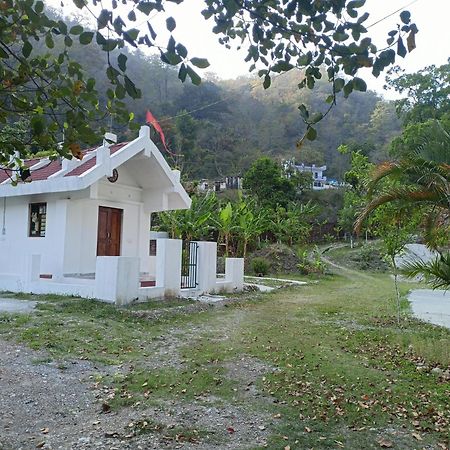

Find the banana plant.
xmin=237 ymin=200 xmax=268 ymax=258
xmin=216 ymin=202 xmax=236 ymax=256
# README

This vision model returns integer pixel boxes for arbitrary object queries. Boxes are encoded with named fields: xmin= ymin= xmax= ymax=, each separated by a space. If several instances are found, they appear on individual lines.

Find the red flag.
xmin=146 ymin=110 xmax=168 ymax=151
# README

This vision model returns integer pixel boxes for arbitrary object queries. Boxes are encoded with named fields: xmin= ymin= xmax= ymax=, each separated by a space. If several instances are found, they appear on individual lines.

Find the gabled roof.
xmin=0 ymin=143 xmax=128 ymax=184
xmin=0 ymin=126 xmax=191 ymax=212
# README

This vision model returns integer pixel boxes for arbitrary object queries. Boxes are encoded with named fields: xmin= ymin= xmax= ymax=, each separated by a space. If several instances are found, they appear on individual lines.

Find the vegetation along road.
xmin=0 ymin=262 xmax=449 ymax=449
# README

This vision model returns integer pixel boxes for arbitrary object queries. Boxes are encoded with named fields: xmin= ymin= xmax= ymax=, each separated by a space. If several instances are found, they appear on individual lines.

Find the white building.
xmin=294 ymin=163 xmax=327 ymax=190
xmin=0 ymin=126 xmax=244 ymax=304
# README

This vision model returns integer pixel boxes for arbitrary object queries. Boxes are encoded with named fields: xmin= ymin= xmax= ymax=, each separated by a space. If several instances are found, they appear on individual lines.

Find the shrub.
xmin=350 ymin=242 xmax=388 ymax=272
xmin=297 ymin=247 xmax=328 ymax=275
xmin=251 ymin=257 xmax=270 ymax=276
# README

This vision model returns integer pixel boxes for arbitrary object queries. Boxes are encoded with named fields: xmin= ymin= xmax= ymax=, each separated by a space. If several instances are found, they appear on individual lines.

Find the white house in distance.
xmin=294 ymin=163 xmax=327 ymax=190
xmin=0 ymin=126 xmax=244 ymax=304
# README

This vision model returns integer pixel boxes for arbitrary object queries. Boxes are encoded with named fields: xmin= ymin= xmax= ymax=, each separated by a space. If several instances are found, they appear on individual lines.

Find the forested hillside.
xmin=12 ymin=11 xmax=402 ymax=180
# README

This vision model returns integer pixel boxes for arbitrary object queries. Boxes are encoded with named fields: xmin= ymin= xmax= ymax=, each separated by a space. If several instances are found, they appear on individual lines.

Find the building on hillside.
xmin=197 ymin=176 xmax=242 ymax=193
xmin=294 ymin=163 xmax=327 ymax=190
xmin=225 ymin=176 xmax=243 ymax=190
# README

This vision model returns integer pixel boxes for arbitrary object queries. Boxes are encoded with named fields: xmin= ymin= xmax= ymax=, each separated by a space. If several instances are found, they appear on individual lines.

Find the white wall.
xmin=0 ymin=160 xmax=185 ymax=277
xmin=0 ymin=195 xmax=67 ymax=277
xmin=63 ymin=179 xmax=151 ymax=275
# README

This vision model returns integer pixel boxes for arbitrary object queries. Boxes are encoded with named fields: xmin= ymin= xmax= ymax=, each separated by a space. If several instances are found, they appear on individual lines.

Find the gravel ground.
xmin=0 ymin=298 xmax=38 ymax=314
xmin=0 ymin=303 xmax=273 ymax=450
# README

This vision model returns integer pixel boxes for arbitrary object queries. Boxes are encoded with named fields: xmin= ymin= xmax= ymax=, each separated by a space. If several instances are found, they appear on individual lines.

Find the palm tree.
xmin=355 ymin=121 xmax=450 ymax=288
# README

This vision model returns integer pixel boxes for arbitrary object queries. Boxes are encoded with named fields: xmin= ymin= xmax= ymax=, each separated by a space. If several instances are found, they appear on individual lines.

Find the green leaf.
xmin=70 ymin=25 xmax=83 ymax=35
xmin=161 ymin=51 xmax=182 ymax=65
xmin=31 ymin=116 xmax=45 ymax=136
xmin=124 ymin=76 xmax=140 ymax=99
xmin=348 ymin=0 xmax=366 ymax=8
xmin=97 ymin=9 xmax=110 ymax=29
xmin=22 ymin=41 xmax=32 ymax=58
xmin=115 ymin=83 xmax=126 ymax=99
xmin=35 ymin=1 xmax=44 ymax=13
xmin=400 ymin=10 xmax=411 ymax=24
xmin=72 ymin=0 xmax=85 ymax=8
xmin=64 ymin=35 xmax=73 ymax=47
xmin=306 ymin=126 xmax=317 ymax=141
xmin=137 ymin=2 xmax=154 ymax=15
xmin=166 ymin=17 xmax=176 ymax=32
xmin=298 ymin=104 xmax=309 ymax=121
xmin=79 ymin=31 xmax=94 ymax=44
xmin=397 ymin=37 xmax=407 ymax=58
xmin=176 ymin=43 xmax=188 ymax=58
xmin=343 ymin=80 xmax=353 ymax=97
xmin=190 ymin=57 xmax=210 ymax=69
xmin=187 ymin=66 xmax=201 ymax=86
xmin=333 ymin=32 xmax=349 ymax=42
xmin=352 ymin=77 xmax=367 ymax=92
xmin=45 ymin=34 xmax=54 ymax=49
xmin=118 ymin=53 xmax=127 ymax=72
xmin=263 ymin=74 xmax=271 ymax=89
xmin=178 ymin=63 xmax=187 ymax=82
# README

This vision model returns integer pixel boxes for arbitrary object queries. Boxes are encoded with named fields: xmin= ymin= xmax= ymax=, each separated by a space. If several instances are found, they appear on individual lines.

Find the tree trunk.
xmin=392 ymin=258 xmax=401 ymax=325
xmin=243 ymin=238 xmax=248 ymax=258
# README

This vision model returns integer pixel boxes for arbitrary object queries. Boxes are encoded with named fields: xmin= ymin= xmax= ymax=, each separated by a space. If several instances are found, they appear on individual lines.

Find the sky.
xmin=50 ymin=0 xmax=450 ymax=98
xmin=160 ymin=0 xmax=450 ymax=97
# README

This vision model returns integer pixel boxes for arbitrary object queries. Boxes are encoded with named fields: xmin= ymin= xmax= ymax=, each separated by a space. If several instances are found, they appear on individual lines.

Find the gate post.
xmin=194 ymin=241 xmax=218 ymax=294
xmin=155 ymin=238 xmax=182 ymax=297
xmin=225 ymin=258 xmax=244 ymax=291
xmin=95 ymin=256 xmax=140 ymax=305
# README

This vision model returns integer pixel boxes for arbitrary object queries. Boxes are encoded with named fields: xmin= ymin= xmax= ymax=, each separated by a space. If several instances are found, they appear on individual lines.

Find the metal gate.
xmin=181 ymin=241 xmax=199 ymax=289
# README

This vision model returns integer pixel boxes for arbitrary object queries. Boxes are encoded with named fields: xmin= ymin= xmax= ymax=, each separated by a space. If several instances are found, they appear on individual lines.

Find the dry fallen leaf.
xmin=40 ymin=428 xmax=49 ymax=434
xmin=101 ymin=402 xmax=111 ymax=413
xmin=284 ymin=446 xmax=291 ymax=450
xmin=412 ymin=433 xmax=422 ymax=441
xmin=226 ymin=427 xmax=235 ymax=434
xmin=377 ymin=437 xmax=394 ymax=448
xmin=305 ymin=426 xmax=312 ymax=433
xmin=36 ymin=442 xmax=45 ymax=449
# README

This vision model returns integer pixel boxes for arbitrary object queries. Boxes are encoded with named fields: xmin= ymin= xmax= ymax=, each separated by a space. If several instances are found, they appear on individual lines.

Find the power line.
xmin=159 ymin=71 xmax=289 ymax=123
xmin=367 ymin=0 xmax=420 ymax=29
xmin=159 ymin=1 xmax=421 ymax=123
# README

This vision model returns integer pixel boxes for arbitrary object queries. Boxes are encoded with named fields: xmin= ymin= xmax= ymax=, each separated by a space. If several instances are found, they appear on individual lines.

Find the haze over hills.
xmin=32 ymin=10 xmax=404 ymax=180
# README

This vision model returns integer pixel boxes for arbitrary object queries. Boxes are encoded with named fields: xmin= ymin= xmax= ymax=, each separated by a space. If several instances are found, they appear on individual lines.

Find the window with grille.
xmin=29 ymin=203 xmax=47 ymax=237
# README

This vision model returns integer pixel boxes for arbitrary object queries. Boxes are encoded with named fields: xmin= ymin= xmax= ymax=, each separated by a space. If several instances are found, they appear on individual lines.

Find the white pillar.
xmin=155 ymin=238 xmax=182 ymax=297
xmin=225 ymin=258 xmax=244 ymax=291
xmin=94 ymin=256 xmax=139 ymax=305
xmin=194 ymin=241 xmax=217 ymax=294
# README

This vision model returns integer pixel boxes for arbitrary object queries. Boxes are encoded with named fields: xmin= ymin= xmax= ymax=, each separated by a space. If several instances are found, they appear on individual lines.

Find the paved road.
xmin=0 ymin=298 xmax=37 ymax=313
xmin=408 ymin=289 xmax=450 ymax=329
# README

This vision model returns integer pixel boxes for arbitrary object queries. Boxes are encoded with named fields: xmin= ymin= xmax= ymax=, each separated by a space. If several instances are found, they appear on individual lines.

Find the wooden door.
xmin=97 ymin=207 xmax=123 ymax=256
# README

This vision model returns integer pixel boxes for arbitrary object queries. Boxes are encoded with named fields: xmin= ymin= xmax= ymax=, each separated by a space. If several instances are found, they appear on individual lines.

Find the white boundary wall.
xmin=0 ymin=239 xmax=244 ymax=305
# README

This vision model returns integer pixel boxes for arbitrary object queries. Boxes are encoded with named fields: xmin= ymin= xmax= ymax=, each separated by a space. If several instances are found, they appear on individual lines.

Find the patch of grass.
xmin=130 ymin=418 xmax=219 ymax=444
xmin=324 ymin=241 xmax=389 ymax=272
xmin=108 ymin=365 xmax=235 ymax=409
